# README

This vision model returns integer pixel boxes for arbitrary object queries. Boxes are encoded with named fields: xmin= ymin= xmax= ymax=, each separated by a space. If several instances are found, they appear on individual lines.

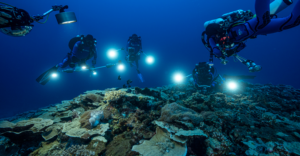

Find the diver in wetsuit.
xmin=125 ymin=34 xmax=144 ymax=82
xmin=192 ymin=62 xmax=215 ymax=87
xmin=58 ymin=34 xmax=97 ymax=71
xmin=202 ymin=0 xmax=299 ymax=72
xmin=192 ymin=62 xmax=223 ymax=92
xmin=36 ymin=34 xmax=97 ymax=85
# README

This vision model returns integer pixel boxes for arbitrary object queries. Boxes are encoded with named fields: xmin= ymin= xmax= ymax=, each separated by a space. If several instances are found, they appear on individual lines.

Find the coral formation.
xmin=0 ymin=82 xmax=300 ymax=156
xmin=104 ymin=90 xmax=126 ymax=103
xmin=89 ymin=110 xmax=104 ymax=127
xmin=79 ymin=110 xmax=104 ymax=129
xmin=132 ymin=127 xmax=187 ymax=156
xmin=159 ymin=102 xmax=203 ymax=125
xmin=85 ymin=93 xmax=102 ymax=103
xmin=64 ymin=145 xmax=95 ymax=155
xmin=42 ymin=123 xmax=63 ymax=141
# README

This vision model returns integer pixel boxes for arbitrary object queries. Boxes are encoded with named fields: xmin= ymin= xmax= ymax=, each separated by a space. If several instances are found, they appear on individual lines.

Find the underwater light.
xmin=173 ymin=73 xmax=184 ymax=83
xmin=51 ymin=73 xmax=58 ymax=78
xmin=146 ymin=56 xmax=154 ymax=64
xmin=55 ymin=12 xmax=77 ymax=25
xmin=93 ymin=71 xmax=97 ymax=75
xmin=55 ymin=5 xmax=77 ymax=25
xmin=61 ymin=20 xmax=76 ymax=24
xmin=108 ymin=49 xmax=117 ymax=59
xmin=227 ymin=81 xmax=238 ymax=90
xmin=81 ymin=66 xmax=87 ymax=70
xmin=118 ymin=64 xmax=125 ymax=71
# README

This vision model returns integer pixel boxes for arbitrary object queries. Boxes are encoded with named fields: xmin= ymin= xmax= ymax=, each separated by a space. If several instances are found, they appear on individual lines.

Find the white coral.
xmin=89 ymin=110 xmax=104 ymax=127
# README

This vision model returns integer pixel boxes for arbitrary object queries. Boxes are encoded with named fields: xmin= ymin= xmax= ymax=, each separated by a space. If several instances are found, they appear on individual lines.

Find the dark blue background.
xmin=1 ymin=0 xmax=299 ymax=118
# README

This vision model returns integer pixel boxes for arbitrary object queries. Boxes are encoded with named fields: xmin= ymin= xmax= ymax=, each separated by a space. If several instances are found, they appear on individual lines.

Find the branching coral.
xmin=64 ymin=145 xmax=96 ymax=156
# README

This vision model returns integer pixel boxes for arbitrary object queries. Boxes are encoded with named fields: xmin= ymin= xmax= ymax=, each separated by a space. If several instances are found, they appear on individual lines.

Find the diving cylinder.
xmin=204 ymin=18 xmax=224 ymax=28
xmin=221 ymin=9 xmax=244 ymax=19
xmin=270 ymin=0 xmax=293 ymax=15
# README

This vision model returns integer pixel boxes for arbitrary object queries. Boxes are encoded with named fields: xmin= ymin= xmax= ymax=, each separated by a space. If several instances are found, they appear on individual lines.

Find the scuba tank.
xmin=68 ymin=35 xmax=97 ymax=51
xmin=204 ymin=10 xmax=254 ymax=31
xmin=204 ymin=18 xmax=224 ymax=29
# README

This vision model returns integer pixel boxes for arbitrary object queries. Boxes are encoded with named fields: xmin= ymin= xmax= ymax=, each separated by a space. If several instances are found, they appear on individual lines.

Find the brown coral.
xmin=158 ymin=103 xmax=203 ymax=125
xmin=80 ymin=111 xmax=92 ymax=129
xmin=85 ymin=93 xmax=102 ymax=103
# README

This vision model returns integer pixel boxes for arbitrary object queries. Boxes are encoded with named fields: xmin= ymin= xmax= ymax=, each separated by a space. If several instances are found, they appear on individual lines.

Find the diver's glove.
xmin=220 ymin=57 xmax=228 ymax=65
xmin=0 ymin=6 xmax=12 ymax=25
xmin=249 ymin=65 xmax=262 ymax=72
xmin=243 ymin=60 xmax=262 ymax=72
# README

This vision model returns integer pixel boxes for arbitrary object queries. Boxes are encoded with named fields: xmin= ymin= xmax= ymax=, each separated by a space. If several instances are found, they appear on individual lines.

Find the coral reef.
xmin=79 ymin=110 xmax=104 ymax=129
xmin=104 ymin=90 xmax=126 ymax=103
xmin=132 ymin=127 xmax=187 ymax=156
xmin=0 ymin=82 xmax=300 ymax=156
xmin=159 ymin=102 xmax=203 ymax=125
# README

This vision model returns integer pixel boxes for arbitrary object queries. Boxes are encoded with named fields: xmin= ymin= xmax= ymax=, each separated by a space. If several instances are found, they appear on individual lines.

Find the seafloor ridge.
xmin=1 ymin=82 xmax=300 ymax=156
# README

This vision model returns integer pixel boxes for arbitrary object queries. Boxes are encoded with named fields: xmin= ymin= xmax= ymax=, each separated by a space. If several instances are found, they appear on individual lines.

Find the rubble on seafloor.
xmin=0 ymin=82 xmax=300 ymax=156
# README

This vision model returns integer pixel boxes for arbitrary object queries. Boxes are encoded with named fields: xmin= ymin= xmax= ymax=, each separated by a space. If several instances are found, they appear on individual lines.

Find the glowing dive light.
xmin=118 ymin=64 xmax=125 ymax=71
xmin=108 ymin=49 xmax=117 ymax=59
xmin=173 ymin=73 xmax=184 ymax=83
xmin=93 ymin=71 xmax=97 ymax=75
xmin=146 ymin=56 xmax=154 ymax=64
xmin=81 ymin=66 xmax=87 ymax=70
xmin=55 ymin=5 xmax=77 ymax=25
xmin=51 ymin=73 xmax=58 ymax=78
xmin=227 ymin=81 xmax=238 ymax=90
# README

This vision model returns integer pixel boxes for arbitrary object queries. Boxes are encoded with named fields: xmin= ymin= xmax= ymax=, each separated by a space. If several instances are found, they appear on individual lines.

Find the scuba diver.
xmin=36 ymin=35 xmax=97 ymax=85
xmin=0 ymin=2 xmax=76 ymax=37
xmin=192 ymin=62 xmax=215 ymax=87
xmin=191 ymin=62 xmax=257 ymax=92
xmin=125 ymin=34 xmax=144 ymax=82
xmin=192 ymin=62 xmax=222 ymax=91
xmin=57 ymin=34 xmax=97 ymax=71
xmin=202 ymin=0 xmax=299 ymax=72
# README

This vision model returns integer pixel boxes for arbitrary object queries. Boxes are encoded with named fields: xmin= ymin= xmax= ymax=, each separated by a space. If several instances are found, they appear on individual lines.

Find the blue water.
xmin=1 ymin=0 xmax=299 ymax=118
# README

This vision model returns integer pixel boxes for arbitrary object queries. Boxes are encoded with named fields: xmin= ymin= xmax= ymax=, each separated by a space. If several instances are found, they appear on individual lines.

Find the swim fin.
xmin=137 ymin=73 xmax=144 ymax=83
xmin=36 ymin=65 xmax=59 ymax=85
